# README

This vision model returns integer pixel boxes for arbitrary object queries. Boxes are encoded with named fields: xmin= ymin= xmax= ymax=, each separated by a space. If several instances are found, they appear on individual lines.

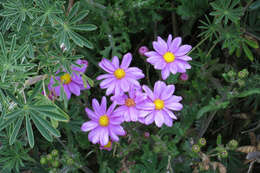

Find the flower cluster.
xmin=47 ymin=34 xmax=192 ymax=151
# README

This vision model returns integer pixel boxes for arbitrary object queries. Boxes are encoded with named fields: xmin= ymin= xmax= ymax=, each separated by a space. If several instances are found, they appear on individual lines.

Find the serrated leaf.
xmin=9 ymin=116 xmax=24 ymax=145
xmin=30 ymin=111 xmax=53 ymax=142
xmin=26 ymin=115 xmax=34 ymax=148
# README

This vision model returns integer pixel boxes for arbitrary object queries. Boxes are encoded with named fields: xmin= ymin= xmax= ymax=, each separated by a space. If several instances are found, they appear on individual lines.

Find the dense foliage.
xmin=0 ymin=0 xmax=260 ymax=172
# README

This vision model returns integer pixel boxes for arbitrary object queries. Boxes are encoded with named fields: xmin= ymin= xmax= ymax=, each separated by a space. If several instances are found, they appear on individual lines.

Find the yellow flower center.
xmin=60 ymin=73 xmax=72 ymax=84
xmin=154 ymin=99 xmax=164 ymax=110
xmin=103 ymin=141 xmax=112 ymax=148
xmin=125 ymin=98 xmax=135 ymax=107
xmin=99 ymin=115 xmax=109 ymax=126
xmin=163 ymin=52 xmax=175 ymax=63
xmin=114 ymin=68 xmax=126 ymax=79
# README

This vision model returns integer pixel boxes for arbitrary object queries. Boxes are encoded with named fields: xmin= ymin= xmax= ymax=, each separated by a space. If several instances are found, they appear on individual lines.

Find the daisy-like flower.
xmin=97 ymin=53 xmax=145 ymax=96
xmin=48 ymin=59 xmax=90 ymax=99
xmin=112 ymin=86 xmax=147 ymax=122
xmin=145 ymin=35 xmax=192 ymax=80
xmin=137 ymin=81 xmax=183 ymax=127
xmin=81 ymin=97 xmax=126 ymax=146
xmin=99 ymin=140 xmax=113 ymax=151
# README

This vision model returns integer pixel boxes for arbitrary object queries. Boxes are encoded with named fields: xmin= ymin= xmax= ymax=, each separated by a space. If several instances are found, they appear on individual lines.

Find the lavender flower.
xmin=48 ymin=59 xmax=90 ymax=99
xmin=81 ymin=97 xmax=126 ymax=146
xmin=137 ymin=81 xmax=183 ymax=127
xmin=145 ymin=34 xmax=192 ymax=80
xmin=138 ymin=46 xmax=149 ymax=56
xmin=97 ymin=53 xmax=145 ymax=96
xmin=180 ymin=73 xmax=189 ymax=81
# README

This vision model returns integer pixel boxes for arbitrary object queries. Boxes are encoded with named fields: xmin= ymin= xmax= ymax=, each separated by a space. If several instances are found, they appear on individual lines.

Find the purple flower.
xmin=112 ymin=86 xmax=147 ymax=122
xmin=48 ymin=59 xmax=90 ymax=100
xmin=97 ymin=53 xmax=145 ymax=96
xmin=145 ymin=35 xmax=192 ymax=80
xmin=99 ymin=140 xmax=113 ymax=151
xmin=138 ymin=46 xmax=149 ymax=56
xmin=137 ymin=81 xmax=183 ymax=127
xmin=81 ymin=97 xmax=126 ymax=146
xmin=180 ymin=73 xmax=189 ymax=81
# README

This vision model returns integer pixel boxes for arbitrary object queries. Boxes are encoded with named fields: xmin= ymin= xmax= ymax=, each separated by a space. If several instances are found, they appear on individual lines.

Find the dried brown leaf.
xmin=237 ymin=146 xmax=256 ymax=153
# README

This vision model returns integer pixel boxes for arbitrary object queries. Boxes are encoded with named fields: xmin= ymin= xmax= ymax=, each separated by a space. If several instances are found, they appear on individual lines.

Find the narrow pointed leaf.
xmin=68 ymin=2 xmax=79 ymax=20
xmin=31 ymin=111 xmax=60 ymax=137
xmin=28 ymin=80 xmax=43 ymax=102
xmin=30 ymin=111 xmax=53 ymax=142
xmin=9 ymin=116 xmax=24 ymax=145
xmin=71 ymin=10 xmax=89 ymax=24
xmin=30 ymin=105 xmax=56 ymax=111
xmin=0 ymin=116 xmax=17 ymax=131
xmin=5 ymin=90 xmax=22 ymax=106
xmin=4 ymin=109 xmax=23 ymax=119
xmin=13 ymin=44 xmax=29 ymax=59
xmin=33 ymin=109 xmax=68 ymax=121
xmin=0 ymin=32 xmax=7 ymax=57
xmin=70 ymin=24 xmax=97 ymax=31
xmin=26 ymin=115 xmax=34 ymax=148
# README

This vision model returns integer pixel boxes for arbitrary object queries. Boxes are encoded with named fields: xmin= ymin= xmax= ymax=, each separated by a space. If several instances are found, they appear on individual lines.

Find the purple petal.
xmin=100 ymin=96 xmax=107 ymax=114
xmin=165 ymin=102 xmax=183 ymax=111
xmin=157 ymin=36 xmax=168 ymax=50
xmin=119 ymin=78 xmax=130 ymax=92
xmin=139 ymin=110 xmax=151 ymax=118
xmin=167 ymin=34 xmax=172 ymax=47
xmin=120 ymin=53 xmax=132 ymax=69
xmin=137 ymin=100 xmax=154 ymax=110
xmin=169 ymin=37 xmax=182 ymax=53
xmin=154 ymin=81 xmax=166 ymax=99
xmin=88 ymin=128 xmax=100 ymax=144
xmin=169 ymin=63 xmax=178 ymax=74
xmin=111 ymin=125 xmax=125 ymax=136
xmin=175 ymin=61 xmax=186 ymax=73
xmin=99 ymin=58 xmax=116 ymax=73
xmin=160 ymin=85 xmax=175 ymax=100
xmin=124 ymin=111 xmax=131 ymax=122
xmin=154 ymin=111 xmax=164 ymax=127
xmin=125 ymin=67 xmax=145 ymax=79
xmin=85 ymin=108 xmax=99 ymax=120
xmin=129 ymin=107 xmax=138 ymax=122
xmin=64 ymin=85 xmax=71 ymax=99
xmin=161 ymin=67 xmax=170 ymax=80
xmin=99 ymin=127 xmax=109 ymax=146
xmin=54 ymin=85 xmax=61 ymax=97
xmin=144 ymin=51 xmax=160 ymax=57
xmin=92 ymin=98 xmax=102 ymax=115
xmin=68 ymin=82 xmax=80 ymax=96
xmin=163 ymin=113 xmax=173 ymax=127
xmin=100 ymin=78 xmax=115 ymax=88
xmin=165 ymin=95 xmax=182 ymax=104
xmin=142 ymin=85 xmax=154 ymax=100
xmin=106 ymin=85 xmax=115 ymax=95
xmin=163 ymin=108 xmax=177 ymax=120
xmin=111 ymin=94 xmax=127 ymax=105
xmin=145 ymin=112 xmax=155 ymax=125
xmin=152 ymin=41 xmax=167 ymax=55
xmin=81 ymin=121 xmax=98 ymax=132
xmin=109 ymin=127 xmax=119 ymax=141
xmin=97 ymin=74 xmax=114 ymax=80
xmin=107 ymin=102 xmax=117 ymax=116
xmin=112 ymin=56 xmax=119 ymax=69
xmin=110 ymin=116 xmax=124 ymax=125
xmin=174 ymin=45 xmax=192 ymax=56
xmin=176 ymin=55 xmax=192 ymax=61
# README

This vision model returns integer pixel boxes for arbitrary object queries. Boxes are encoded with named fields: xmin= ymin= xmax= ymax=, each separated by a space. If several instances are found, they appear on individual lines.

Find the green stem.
xmin=188 ymin=35 xmax=210 ymax=55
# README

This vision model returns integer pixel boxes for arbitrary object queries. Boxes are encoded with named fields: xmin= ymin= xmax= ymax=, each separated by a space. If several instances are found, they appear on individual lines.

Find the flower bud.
xmin=52 ymin=160 xmax=60 ymax=168
xmin=192 ymin=144 xmax=200 ymax=153
xmin=198 ymin=138 xmax=207 ymax=147
xmin=238 ymin=69 xmax=249 ymax=79
xmin=237 ymin=79 xmax=245 ymax=87
xmin=51 ymin=149 xmax=59 ymax=157
xmin=144 ymin=132 xmax=150 ymax=138
xmin=40 ymin=157 xmax=47 ymax=165
xmin=220 ymin=150 xmax=228 ymax=158
xmin=67 ymin=158 xmax=74 ymax=165
xmin=228 ymin=139 xmax=238 ymax=150
xmin=227 ymin=70 xmax=236 ymax=78
xmin=180 ymin=73 xmax=189 ymax=81
xmin=138 ymin=46 xmax=149 ymax=56
xmin=46 ymin=154 xmax=52 ymax=161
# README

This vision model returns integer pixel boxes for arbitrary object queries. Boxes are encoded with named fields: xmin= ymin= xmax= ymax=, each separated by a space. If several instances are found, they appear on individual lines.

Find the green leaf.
xmin=5 ymin=90 xmax=22 ymax=106
xmin=236 ymin=88 xmax=260 ymax=98
xmin=70 ymin=24 xmax=97 ymax=31
xmin=82 ymin=74 xmax=94 ymax=87
xmin=30 ymin=105 xmax=56 ymax=111
xmin=10 ymin=34 xmax=16 ymax=58
xmin=13 ymin=44 xmax=29 ymax=59
xmin=0 ymin=116 xmax=17 ymax=131
xmin=68 ymin=30 xmax=84 ymax=47
xmin=68 ymin=2 xmax=80 ymax=20
xmin=249 ymin=0 xmax=260 ymax=10
xmin=30 ymin=111 xmax=53 ymax=142
xmin=26 ymin=115 xmax=34 ymax=148
xmin=71 ymin=10 xmax=89 ymax=24
xmin=28 ymin=80 xmax=43 ymax=102
xmin=197 ymin=101 xmax=230 ymax=119
xmin=9 ymin=116 xmax=24 ymax=145
xmin=31 ymin=111 xmax=60 ymax=137
xmin=33 ymin=109 xmax=68 ymax=122
xmin=0 ymin=32 xmax=7 ymax=58
xmin=242 ymin=43 xmax=254 ymax=61
xmin=217 ymin=134 xmax=222 ymax=145
xmin=4 ymin=109 xmax=23 ymax=119
xmin=245 ymin=38 xmax=259 ymax=49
